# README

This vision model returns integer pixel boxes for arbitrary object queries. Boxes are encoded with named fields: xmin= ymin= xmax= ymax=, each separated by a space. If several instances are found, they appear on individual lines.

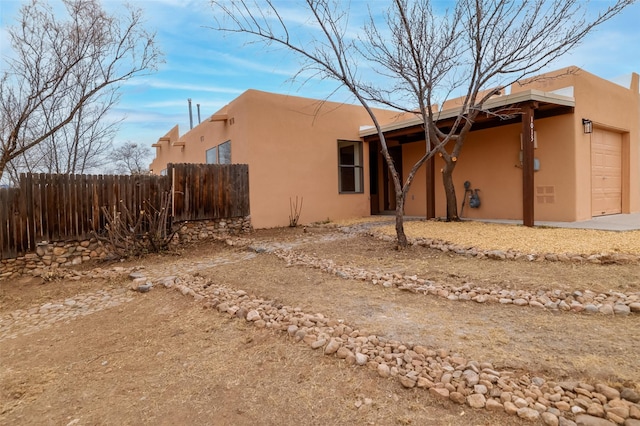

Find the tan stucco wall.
xmin=403 ymin=143 xmax=428 ymax=216
xmin=149 ymin=118 xmax=231 ymax=173
xmin=425 ymin=116 xmax=577 ymax=221
xmin=514 ymin=67 xmax=640 ymax=220
xmin=150 ymin=90 xmax=403 ymax=228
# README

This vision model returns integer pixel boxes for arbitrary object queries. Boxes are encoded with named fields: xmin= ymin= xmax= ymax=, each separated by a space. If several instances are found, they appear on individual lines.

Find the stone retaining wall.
xmin=0 ymin=216 xmax=252 ymax=281
xmin=171 ymin=216 xmax=252 ymax=245
xmin=0 ymin=239 xmax=109 ymax=281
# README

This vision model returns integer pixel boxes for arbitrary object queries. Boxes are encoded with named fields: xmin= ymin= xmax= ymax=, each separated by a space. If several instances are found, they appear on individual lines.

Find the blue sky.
xmin=1 ymin=0 xmax=640 ymax=151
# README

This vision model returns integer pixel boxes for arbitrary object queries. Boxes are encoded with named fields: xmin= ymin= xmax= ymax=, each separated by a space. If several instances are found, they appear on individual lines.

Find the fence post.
xmin=168 ymin=163 xmax=175 ymax=220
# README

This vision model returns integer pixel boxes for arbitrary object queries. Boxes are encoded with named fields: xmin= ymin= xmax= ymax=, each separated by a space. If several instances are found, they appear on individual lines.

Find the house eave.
xmin=359 ymin=89 xmax=576 ymax=138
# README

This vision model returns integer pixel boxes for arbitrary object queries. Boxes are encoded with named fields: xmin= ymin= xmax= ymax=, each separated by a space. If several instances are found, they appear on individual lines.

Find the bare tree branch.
xmin=0 ymin=0 xmax=162 ymax=184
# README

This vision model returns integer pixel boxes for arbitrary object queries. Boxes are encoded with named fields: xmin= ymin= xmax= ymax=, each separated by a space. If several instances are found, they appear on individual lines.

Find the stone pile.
xmin=149 ymin=272 xmax=640 ymax=426
xmin=273 ymin=249 xmax=640 ymax=316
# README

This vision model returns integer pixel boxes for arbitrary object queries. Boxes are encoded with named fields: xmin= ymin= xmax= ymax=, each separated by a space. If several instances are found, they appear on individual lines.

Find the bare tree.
xmin=24 ymin=94 xmax=120 ymax=175
xmin=212 ymin=0 xmax=414 ymax=246
xmin=364 ymin=0 xmax=632 ymax=221
xmin=110 ymin=141 xmax=152 ymax=175
xmin=0 ymin=0 xmax=161 ymax=184
xmin=211 ymin=0 xmax=630 ymax=245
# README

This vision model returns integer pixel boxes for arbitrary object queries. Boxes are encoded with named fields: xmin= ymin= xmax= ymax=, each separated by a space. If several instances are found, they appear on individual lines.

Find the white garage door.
xmin=591 ymin=129 xmax=622 ymax=216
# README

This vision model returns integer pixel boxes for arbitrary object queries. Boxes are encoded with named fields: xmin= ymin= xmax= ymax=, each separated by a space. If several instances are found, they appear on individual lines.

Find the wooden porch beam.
xmin=426 ymin=155 xmax=435 ymax=219
xmin=522 ymin=103 xmax=537 ymax=227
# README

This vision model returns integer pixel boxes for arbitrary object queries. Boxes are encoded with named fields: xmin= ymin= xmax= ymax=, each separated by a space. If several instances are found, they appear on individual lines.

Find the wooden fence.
xmin=169 ymin=163 xmax=250 ymax=221
xmin=0 ymin=163 xmax=249 ymax=259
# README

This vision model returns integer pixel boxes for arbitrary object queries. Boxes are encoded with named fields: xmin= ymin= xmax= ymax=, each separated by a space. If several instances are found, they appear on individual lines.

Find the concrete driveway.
xmin=471 ymin=213 xmax=640 ymax=231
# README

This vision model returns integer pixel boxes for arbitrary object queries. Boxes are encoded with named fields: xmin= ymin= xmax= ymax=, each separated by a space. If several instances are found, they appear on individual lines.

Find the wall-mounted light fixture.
xmin=582 ymin=118 xmax=593 ymax=134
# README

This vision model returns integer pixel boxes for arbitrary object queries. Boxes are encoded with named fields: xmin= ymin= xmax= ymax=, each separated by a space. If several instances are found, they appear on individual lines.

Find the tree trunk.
xmin=378 ymin=137 xmax=408 ymax=249
xmin=0 ymin=155 xmax=8 ymax=184
xmin=442 ymin=159 xmax=459 ymax=221
xmin=395 ymin=192 xmax=408 ymax=248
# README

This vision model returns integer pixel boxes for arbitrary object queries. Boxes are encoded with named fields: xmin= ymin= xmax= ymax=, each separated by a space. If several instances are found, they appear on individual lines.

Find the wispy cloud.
xmin=122 ymin=78 xmax=244 ymax=94
xmin=2 ymin=0 xmax=639 ymax=150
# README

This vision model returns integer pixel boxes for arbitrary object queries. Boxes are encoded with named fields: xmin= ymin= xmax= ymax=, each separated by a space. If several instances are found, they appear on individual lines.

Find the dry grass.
xmin=371 ymin=220 xmax=640 ymax=255
xmin=330 ymin=216 xmax=391 ymax=226
xmin=3 ymin=225 xmax=639 ymax=425
xmin=1 ymin=288 xmax=509 ymax=425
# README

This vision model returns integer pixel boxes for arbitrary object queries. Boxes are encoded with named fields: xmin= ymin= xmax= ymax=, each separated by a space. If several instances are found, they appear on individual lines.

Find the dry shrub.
xmin=93 ymin=193 xmax=176 ymax=258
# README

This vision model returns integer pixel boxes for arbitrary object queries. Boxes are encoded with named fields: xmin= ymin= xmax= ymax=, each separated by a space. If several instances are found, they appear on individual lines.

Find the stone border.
xmin=149 ymin=271 xmax=640 ymax=426
xmin=0 ymin=238 xmax=109 ymax=281
xmin=272 ymin=248 xmax=640 ymax=316
xmin=171 ymin=216 xmax=252 ymax=245
xmin=5 ymin=225 xmax=638 ymax=317
xmin=349 ymin=223 xmax=640 ymax=265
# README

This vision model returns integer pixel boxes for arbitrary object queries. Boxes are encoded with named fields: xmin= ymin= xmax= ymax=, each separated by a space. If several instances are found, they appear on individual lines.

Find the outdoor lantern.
xmin=582 ymin=118 xmax=593 ymax=134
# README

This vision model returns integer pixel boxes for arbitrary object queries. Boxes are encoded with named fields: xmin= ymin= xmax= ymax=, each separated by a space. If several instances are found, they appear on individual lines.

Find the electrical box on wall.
xmin=518 ymin=151 xmax=541 ymax=171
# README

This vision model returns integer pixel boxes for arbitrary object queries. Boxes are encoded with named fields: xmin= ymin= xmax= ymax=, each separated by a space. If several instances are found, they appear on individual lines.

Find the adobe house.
xmin=150 ymin=66 xmax=640 ymax=228
xmin=149 ymin=89 xmax=405 ymax=228
xmin=361 ymin=66 xmax=640 ymax=224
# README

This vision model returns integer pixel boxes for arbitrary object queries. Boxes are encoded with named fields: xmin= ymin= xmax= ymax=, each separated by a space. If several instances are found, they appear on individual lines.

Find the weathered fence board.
xmin=167 ymin=163 xmax=249 ymax=222
xmin=0 ymin=188 xmax=21 ymax=258
xmin=0 ymin=163 xmax=250 ymax=259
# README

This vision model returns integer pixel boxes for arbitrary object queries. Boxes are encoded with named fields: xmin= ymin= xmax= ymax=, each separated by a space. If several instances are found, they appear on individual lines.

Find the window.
xmin=205 ymin=140 xmax=231 ymax=164
xmin=218 ymin=140 xmax=231 ymax=164
xmin=338 ymin=140 xmax=363 ymax=193
xmin=206 ymin=146 xmax=217 ymax=164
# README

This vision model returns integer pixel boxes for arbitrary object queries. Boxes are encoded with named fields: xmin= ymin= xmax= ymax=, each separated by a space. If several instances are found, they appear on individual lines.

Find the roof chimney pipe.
xmin=197 ymin=103 xmax=201 ymax=124
xmin=188 ymin=98 xmax=193 ymax=129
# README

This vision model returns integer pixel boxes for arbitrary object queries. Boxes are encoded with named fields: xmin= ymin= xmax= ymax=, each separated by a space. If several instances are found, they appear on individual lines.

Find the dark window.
xmin=206 ymin=146 xmax=217 ymax=164
xmin=338 ymin=140 xmax=363 ymax=193
xmin=218 ymin=140 xmax=231 ymax=164
xmin=205 ymin=140 xmax=231 ymax=164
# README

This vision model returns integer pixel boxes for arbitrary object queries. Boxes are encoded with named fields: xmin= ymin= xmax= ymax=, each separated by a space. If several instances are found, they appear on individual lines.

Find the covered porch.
xmin=361 ymin=89 xmax=576 ymax=226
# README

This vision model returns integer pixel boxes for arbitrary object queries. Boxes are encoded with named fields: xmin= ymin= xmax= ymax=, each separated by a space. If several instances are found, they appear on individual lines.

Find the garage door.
xmin=591 ymin=129 xmax=622 ymax=216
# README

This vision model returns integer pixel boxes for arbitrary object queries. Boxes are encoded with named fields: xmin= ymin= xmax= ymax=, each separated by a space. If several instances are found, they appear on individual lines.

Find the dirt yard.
xmin=1 ymin=218 xmax=639 ymax=425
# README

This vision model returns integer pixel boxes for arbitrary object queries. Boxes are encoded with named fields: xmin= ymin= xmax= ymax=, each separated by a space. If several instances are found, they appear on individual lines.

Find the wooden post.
xmin=522 ymin=103 xmax=537 ymax=227
xmin=426 ymin=155 xmax=435 ymax=219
